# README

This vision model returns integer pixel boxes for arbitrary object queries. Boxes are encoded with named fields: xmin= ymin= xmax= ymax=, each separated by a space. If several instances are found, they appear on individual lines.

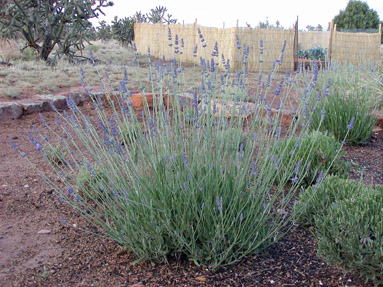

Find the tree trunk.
xmin=40 ymin=38 xmax=54 ymax=61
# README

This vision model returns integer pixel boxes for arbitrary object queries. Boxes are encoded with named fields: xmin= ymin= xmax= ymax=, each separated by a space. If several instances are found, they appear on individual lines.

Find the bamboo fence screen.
xmin=298 ymin=31 xmax=331 ymax=50
xmin=134 ymin=23 xmax=295 ymax=72
xmin=331 ymin=30 xmax=381 ymax=65
xmin=134 ymin=22 xmax=382 ymax=71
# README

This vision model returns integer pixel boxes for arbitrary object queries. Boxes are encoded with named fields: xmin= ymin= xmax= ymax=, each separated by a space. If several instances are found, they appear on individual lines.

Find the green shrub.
xmin=315 ymin=184 xmax=383 ymax=283
xmin=309 ymin=65 xmax=378 ymax=145
xmin=297 ymin=46 xmax=327 ymax=61
xmin=22 ymin=47 xmax=36 ymax=61
xmin=273 ymin=130 xmax=349 ymax=187
xmin=293 ymin=176 xmax=363 ymax=226
xmin=89 ymin=44 xmax=100 ymax=53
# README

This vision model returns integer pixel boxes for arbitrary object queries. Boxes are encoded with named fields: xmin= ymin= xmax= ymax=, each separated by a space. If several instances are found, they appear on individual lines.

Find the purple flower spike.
xmin=347 ymin=117 xmax=355 ymax=130
xmin=260 ymin=40 xmax=264 ymax=54
xmin=216 ymin=196 xmax=223 ymax=212
xmin=167 ymin=27 xmax=172 ymax=41
xmin=235 ymin=35 xmax=241 ymax=49
xmin=193 ymin=44 xmax=198 ymax=57
xmin=10 ymin=138 xmax=19 ymax=151
xmin=35 ymin=142 xmax=42 ymax=151
xmin=320 ymin=109 xmax=326 ymax=121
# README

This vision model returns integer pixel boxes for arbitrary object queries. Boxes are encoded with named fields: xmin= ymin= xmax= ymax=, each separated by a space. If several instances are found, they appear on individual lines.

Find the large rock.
xmin=0 ymin=102 xmax=23 ymax=120
xmin=37 ymin=94 xmax=68 ymax=110
xmin=22 ymin=102 xmax=44 ymax=115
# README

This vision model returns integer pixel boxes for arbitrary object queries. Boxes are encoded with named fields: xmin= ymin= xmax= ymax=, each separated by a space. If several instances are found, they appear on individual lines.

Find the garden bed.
xmin=1 ymin=101 xmax=382 ymax=286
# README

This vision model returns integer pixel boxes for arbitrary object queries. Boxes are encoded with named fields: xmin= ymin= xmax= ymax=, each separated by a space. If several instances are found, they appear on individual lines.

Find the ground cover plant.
xmin=293 ymin=176 xmax=366 ymax=227
xmin=294 ymin=176 xmax=383 ymax=284
xmin=9 ymin=29 xmax=338 ymax=270
xmin=315 ymin=184 xmax=383 ymax=284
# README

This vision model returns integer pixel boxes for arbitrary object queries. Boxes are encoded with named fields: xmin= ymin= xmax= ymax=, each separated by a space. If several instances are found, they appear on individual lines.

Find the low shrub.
xmin=89 ymin=44 xmax=100 ymax=53
xmin=308 ymin=65 xmax=378 ymax=145
xmin=272 ymin=130 xmax=349 ymax=187
xmin=22 ymin=47 xmax=36 ymax=61
xmin=315 ymin=184 xmax=383 ymax=284
xmin=3 ymin=87 xmax=21 ymax=99
xmin=293 ymin=176 xmax=363 ymax=226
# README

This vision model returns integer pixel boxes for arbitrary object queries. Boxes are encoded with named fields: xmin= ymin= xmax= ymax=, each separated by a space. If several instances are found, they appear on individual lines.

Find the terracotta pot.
xmin=130 ymin=92 xmax=154 ymax=108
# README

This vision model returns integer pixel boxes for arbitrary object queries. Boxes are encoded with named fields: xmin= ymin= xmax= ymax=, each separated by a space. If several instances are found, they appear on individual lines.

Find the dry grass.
xmin=0 ymin=38 xmax=22 ymax=62
xmin=0 ymin=39 xmax=202 ymax=99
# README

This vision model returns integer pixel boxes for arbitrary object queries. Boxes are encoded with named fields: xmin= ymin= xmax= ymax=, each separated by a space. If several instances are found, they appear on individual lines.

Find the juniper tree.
xmin=333 ymin=0 xmax=380 ymax=30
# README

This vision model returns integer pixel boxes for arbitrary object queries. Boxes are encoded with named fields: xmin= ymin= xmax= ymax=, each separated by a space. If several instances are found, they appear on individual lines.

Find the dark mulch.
xmin=1 ymin=101 xmax=382 ymax=287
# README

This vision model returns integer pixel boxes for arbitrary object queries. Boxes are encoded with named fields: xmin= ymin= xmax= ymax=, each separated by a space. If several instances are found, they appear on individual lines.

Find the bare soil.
xmin=1 ymin=101 xmax=383 ymax=287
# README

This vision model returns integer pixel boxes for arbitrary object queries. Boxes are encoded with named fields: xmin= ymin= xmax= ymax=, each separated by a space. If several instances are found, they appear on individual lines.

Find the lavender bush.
xmin=302 ymin=64 xmax=379 ymax=145
xmin=10 ymin=30 xmax=338 ymax=268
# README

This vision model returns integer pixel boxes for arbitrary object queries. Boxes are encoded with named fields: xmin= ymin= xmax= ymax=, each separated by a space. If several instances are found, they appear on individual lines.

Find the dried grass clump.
xmin=0 ymin=38 xmax=22 ymax=62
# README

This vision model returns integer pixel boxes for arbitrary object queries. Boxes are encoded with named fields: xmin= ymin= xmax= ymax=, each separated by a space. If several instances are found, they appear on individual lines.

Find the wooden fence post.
xmin=293 ymin=16 xmax=298 ymax=63
xmin=327 ymin=22 xmax=334 ymax=62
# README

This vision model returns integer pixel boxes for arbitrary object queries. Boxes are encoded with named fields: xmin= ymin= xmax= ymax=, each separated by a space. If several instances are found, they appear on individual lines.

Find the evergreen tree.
xmin=333 ymin=0 xmax=380 ymax=30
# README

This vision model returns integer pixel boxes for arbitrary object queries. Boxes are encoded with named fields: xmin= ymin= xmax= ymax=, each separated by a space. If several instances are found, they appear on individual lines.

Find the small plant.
xmin=297 ymin=46 xmax=327 ymax=61
xmin=76 ymin=163 xmax=108 ymax=200
xmin=46 ymin=142 xmax=67 ymax=165
xmin=314 ymin=183 xmax=383 ymax=284
xmin=22 ymin=47 xmax=36 ymax=61
xmin=293 ymin=176 xmax=363 ymax=226
xmin=36 ymin=265 xmax=50 ymax=279
xmin=89 ymin=45 xmax=100 ymax=53
xmin=272 ymin=130 xmax=349 ymax=187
